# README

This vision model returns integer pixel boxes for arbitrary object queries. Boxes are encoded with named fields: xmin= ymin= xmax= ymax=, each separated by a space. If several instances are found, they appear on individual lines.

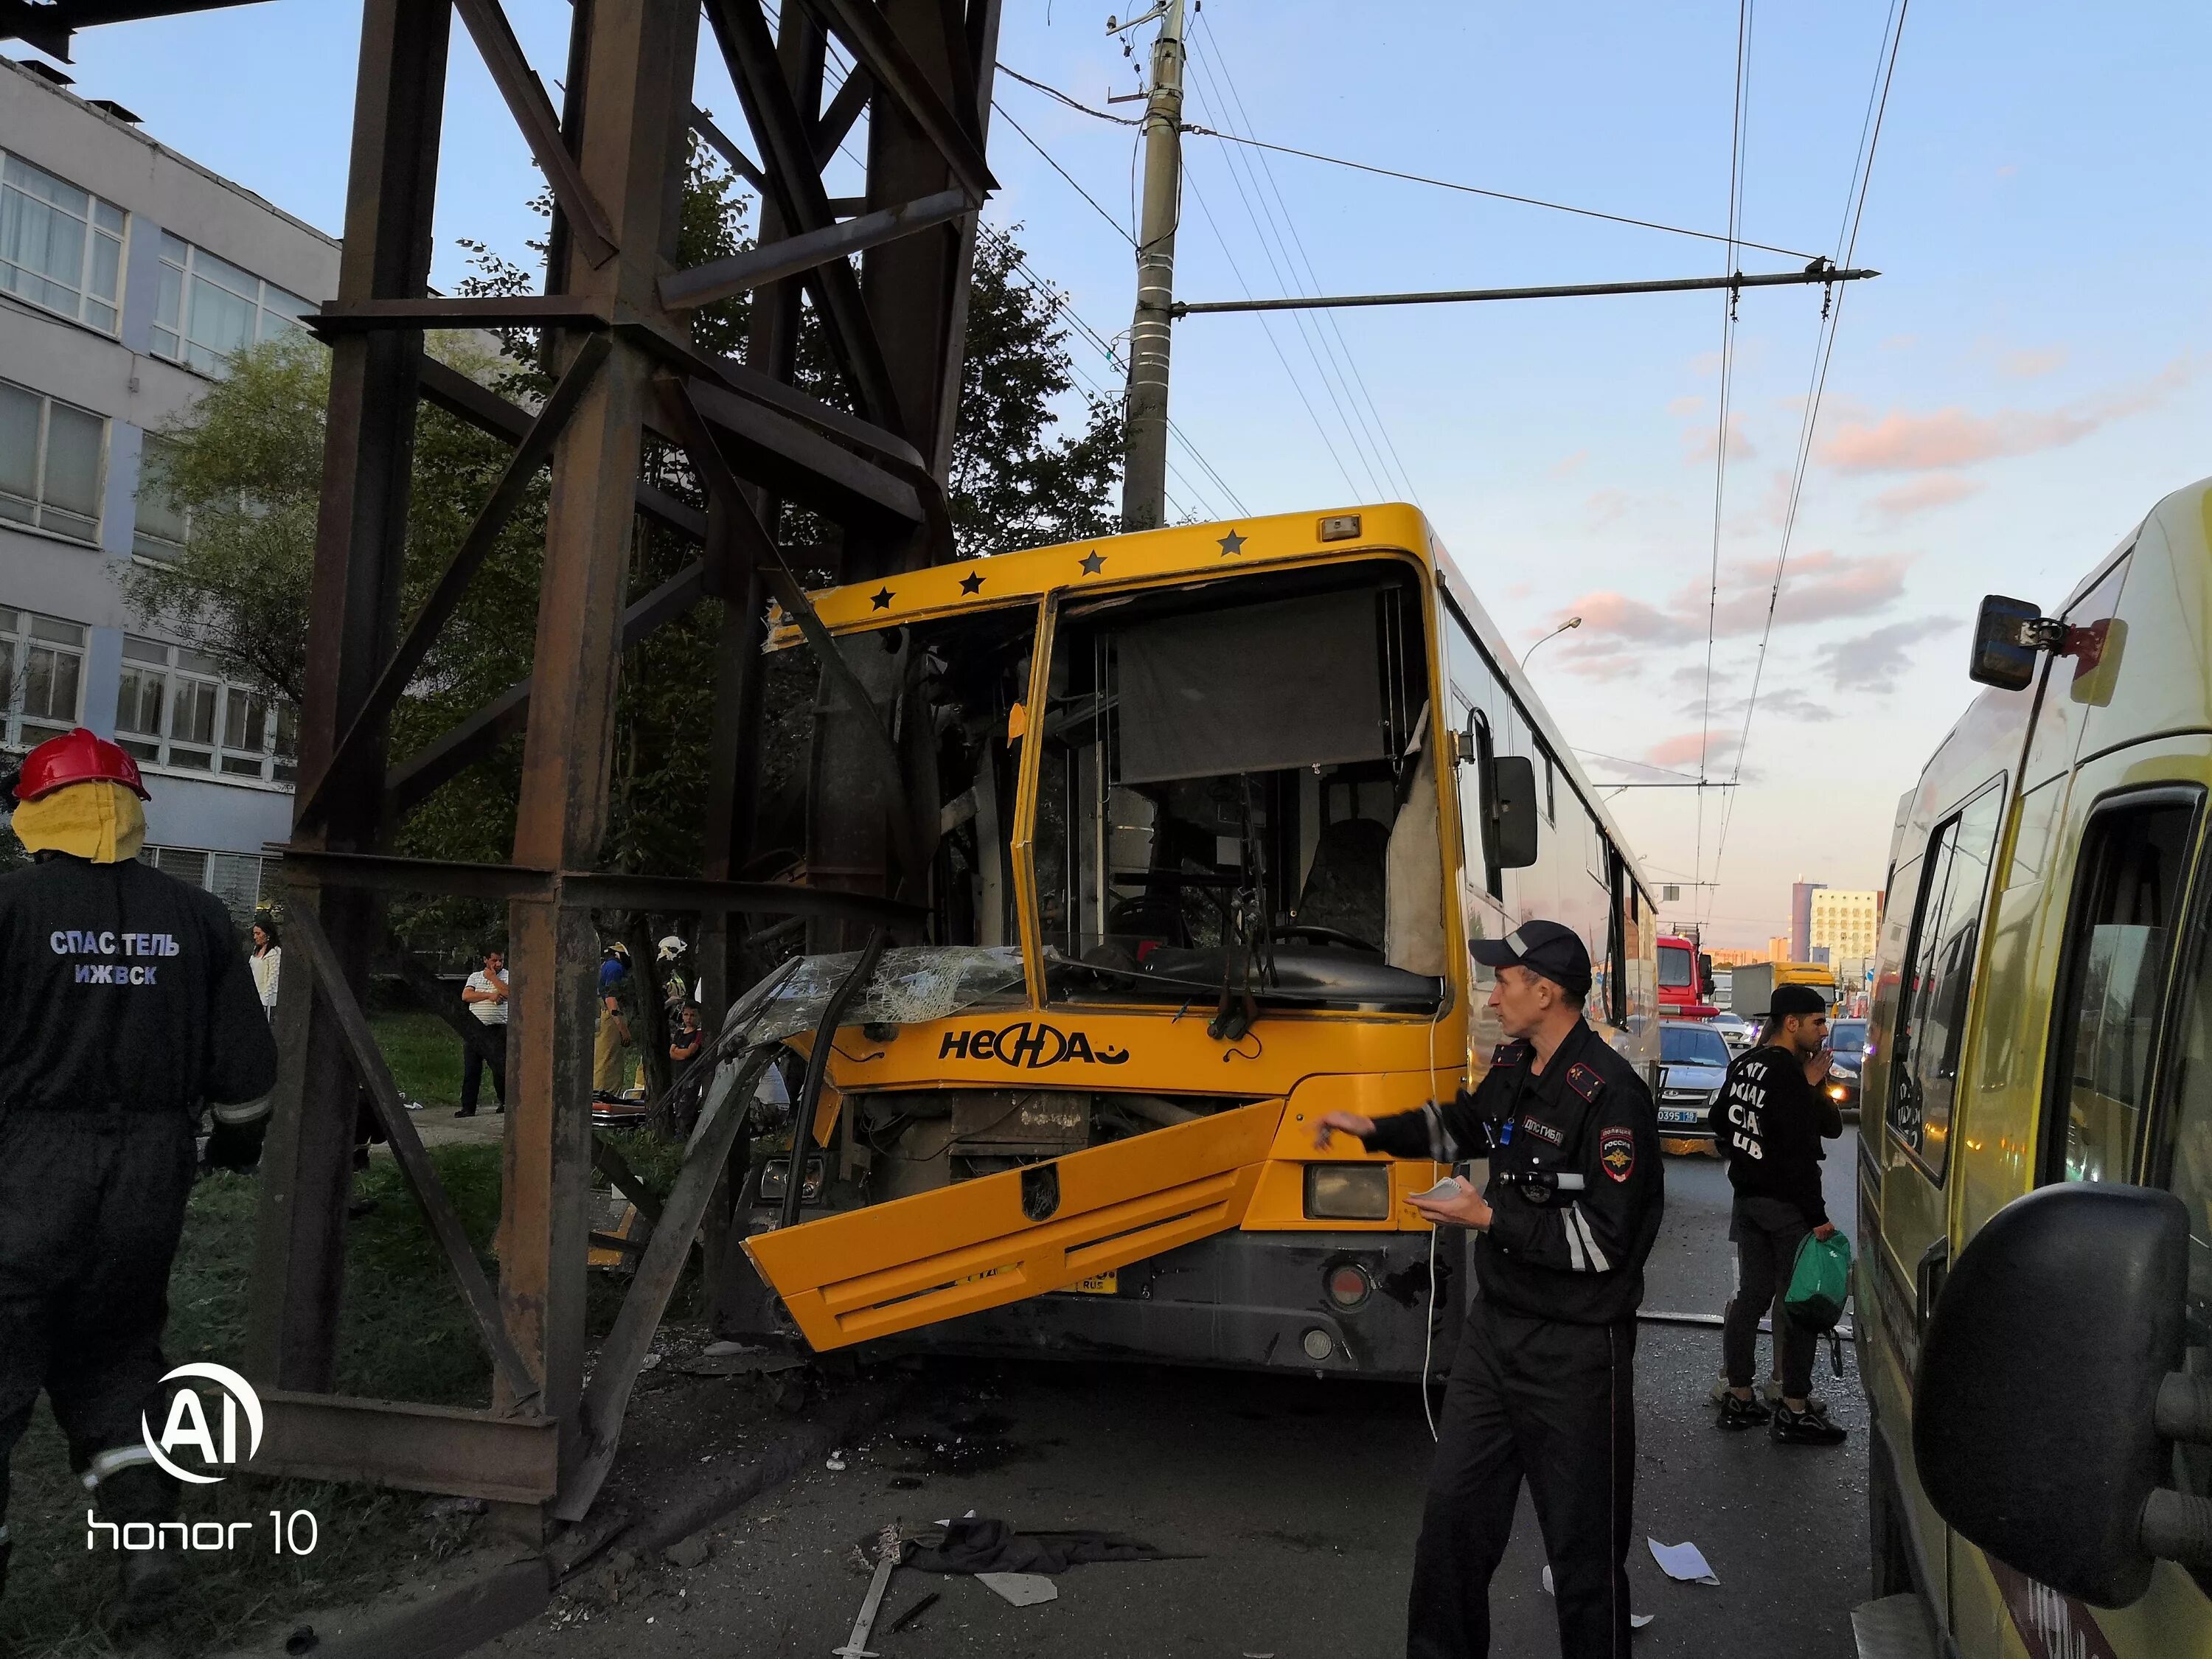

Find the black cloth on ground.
xmin=898 ymin=1517 xmax=1175 ymax=1574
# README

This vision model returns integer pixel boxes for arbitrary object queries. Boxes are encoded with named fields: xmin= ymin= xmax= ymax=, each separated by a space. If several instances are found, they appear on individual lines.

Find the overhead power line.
xmin=997 ymin=61 xmax=1822 ymax=262
xmin=1171 ymin=266 xmax=1872 ymax=316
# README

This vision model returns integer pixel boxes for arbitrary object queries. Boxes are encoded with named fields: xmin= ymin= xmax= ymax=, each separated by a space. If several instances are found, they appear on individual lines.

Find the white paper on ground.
xmin=977 ymin=1572 xmax=1060 ymax=1607
xmin=1647 ymin=1538 xmax=1721 ymax=1585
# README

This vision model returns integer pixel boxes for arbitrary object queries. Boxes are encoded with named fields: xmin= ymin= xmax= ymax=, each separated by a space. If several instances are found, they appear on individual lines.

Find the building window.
xmin=139 ymin=844 xmax=270 ymax=931
xmin=132 ymin=434 xmax=191 ymax=560
xmin=0 ymin=150 xmax=125 ymax=333
xmin=115 ymin=635 xmax=296 ymax=782
xmin=0 ymin=607 xmax=86 ymax=748
xmin=149 ymin=233 xmax=310 ymax=373
xmin=0 ymin=378 xmax=105 ymax=543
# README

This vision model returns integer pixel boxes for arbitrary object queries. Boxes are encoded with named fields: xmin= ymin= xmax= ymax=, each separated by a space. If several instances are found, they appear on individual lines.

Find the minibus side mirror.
xmin=1698 ymin=953 xmax=1716 ymax=998
xmin=1915 ymin=1182 xmax=2212 ymax=1607
xmin=1490 ymin=756 xmax=1539 ymax=869
xmin=1969 ymin=594 xmax=2057 ymax=690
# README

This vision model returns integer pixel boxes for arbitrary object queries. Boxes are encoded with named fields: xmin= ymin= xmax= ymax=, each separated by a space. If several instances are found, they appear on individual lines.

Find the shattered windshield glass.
xmin=715 ymin=945 xmax=1028 ymax=1048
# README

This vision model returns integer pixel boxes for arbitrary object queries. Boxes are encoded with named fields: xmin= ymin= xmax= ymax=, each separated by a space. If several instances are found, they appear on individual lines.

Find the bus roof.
xmin=780 ymin=501 xmax=1658 ymax=905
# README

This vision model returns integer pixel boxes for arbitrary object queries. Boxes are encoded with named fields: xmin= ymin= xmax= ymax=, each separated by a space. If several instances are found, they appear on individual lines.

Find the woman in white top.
xmin=248 ymin=917 xmax=281 ymax=1021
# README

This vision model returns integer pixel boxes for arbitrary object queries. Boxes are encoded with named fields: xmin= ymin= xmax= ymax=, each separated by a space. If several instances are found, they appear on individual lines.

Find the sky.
xmin=29 ymin=0 xmax=2212 ymax=947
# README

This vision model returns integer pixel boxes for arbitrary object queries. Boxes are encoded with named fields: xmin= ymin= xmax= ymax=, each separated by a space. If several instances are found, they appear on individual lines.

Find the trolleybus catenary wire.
xmin=1707 ymin=0 xmax=1911 ymax=897
xmin=1189 ymin=13 xmax=1422 ymax=506
xmin=1693 ymin=0 xmax=1757 ymax=932
xmin=995 ymin=60 xmax=1822 ymax=265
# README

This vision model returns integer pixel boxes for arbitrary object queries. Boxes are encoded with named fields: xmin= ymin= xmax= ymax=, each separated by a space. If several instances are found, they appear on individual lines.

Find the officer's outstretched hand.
xmin=1409 ymin=1178 xmax=1494 ymax=1232
xmin=1312 ymin=1111 xmax=1376 ymax=1150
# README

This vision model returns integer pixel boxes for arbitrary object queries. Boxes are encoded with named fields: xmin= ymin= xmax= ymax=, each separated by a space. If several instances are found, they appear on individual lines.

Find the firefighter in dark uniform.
xmin=1316 ymin=920 xmax=1663 ymax=1659
xmin=0 ymin=729 xmax=278 ymax=1623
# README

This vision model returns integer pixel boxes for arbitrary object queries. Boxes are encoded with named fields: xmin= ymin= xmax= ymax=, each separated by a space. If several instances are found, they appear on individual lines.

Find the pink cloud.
xmin=1821 ymin=358 xmax=2197 ymax=473
xmin=1871 ymin=473 xmax=1986 ymax=524
xmin=1551 ymin=449 xmax=1589 ymax=479
xmin=1644 ymin=731 xmax=1742 ymax=769
xmin=1683 ymin=412 xmax=1755 ymax=466
xmin=1666 ymin=395 xmax=1705 ymax=419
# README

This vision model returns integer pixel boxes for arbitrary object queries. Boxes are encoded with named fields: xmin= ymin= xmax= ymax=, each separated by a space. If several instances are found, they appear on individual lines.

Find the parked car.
xmin=1708 ymin=1012 xmax=1756 ymax=1052
xmin=1655 ymin=1021 xmax=1732 ymax=1148
xmin=1823 ymin=1018 xmax=1865 ymax=1117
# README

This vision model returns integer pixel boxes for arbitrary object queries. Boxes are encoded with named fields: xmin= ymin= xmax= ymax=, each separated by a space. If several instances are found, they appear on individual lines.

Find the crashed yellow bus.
xmin=720 ymin=504 xmax=1659 ymax=1379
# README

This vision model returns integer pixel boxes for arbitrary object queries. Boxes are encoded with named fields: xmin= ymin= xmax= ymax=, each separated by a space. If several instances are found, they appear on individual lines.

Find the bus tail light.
xmin=1304 ymin=1164 xmax=1391 ymax=1220
xmin=1326 ymin=1263 xmax=1372 ymax=1308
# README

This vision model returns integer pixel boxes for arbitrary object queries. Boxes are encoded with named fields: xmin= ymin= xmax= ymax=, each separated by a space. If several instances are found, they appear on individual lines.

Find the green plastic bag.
xmin=1784 ymin=1228 xmax=1852 ymax=1334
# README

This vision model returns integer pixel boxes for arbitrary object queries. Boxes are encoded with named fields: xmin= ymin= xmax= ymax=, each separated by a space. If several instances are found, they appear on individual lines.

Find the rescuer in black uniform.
xmin=0 ymin=728 xmax=279 ymax=1624
xmin=1316 ymin=920 xmax=1663 ymax=1659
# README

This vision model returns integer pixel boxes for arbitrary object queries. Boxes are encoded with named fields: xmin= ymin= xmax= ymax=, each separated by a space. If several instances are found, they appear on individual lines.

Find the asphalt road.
xmin=492 ymin=1132 xmax=1869 ymax=1659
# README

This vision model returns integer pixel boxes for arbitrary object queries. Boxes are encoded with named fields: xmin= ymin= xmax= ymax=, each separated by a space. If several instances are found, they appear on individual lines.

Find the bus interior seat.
xmin=1294 ymin=816 xmax=1391 ymax=951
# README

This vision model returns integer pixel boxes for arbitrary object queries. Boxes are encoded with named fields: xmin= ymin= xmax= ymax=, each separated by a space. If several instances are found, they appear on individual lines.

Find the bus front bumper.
xmin=859 ymin=1228 xmax=1461 ymax=1382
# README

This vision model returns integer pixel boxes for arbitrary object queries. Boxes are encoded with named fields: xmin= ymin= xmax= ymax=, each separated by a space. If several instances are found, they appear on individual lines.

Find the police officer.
xmin=0 ymin=728 xmax=278 ymax=1623
xmin=1315 ymin=920 xmax=1663 ymax=1659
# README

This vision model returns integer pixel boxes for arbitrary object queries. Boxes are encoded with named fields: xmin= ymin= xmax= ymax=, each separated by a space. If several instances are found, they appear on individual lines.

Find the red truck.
xmin=1656 ymin=933 xmax=1718 ymax=1020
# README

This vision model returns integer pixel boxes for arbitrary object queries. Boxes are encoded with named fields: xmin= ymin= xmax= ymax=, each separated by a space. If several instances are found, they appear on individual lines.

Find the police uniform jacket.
xmin=1361 ymin=1018 xmax=1664 ymax=1325
xmin=0 ymin=854 xmax=277 ymax=1115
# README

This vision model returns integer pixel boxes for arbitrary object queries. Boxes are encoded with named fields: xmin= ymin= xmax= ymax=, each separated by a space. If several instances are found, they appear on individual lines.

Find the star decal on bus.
xmin=1079 ymin=551 xmax=1105 ymax=574
xmin=870 ymin=586 xmax=894 ymax=610
xmin=1217 ymin=529 xmax=1246 ymax=556
xmin=959 ymin=569 xmax=984 ymax=594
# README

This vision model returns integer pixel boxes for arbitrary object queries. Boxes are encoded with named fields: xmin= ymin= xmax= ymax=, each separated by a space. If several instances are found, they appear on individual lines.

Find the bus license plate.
xmin=1071 ymin=1270 xmax=1118 ymax=1295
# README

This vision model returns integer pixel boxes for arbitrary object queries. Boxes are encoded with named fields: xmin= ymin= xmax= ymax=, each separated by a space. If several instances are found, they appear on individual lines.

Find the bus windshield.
xmin=1031 ymin=558 xmax=1445 ymax=1012
xmin=1658 ymin=945 xmax=1694 ymax=989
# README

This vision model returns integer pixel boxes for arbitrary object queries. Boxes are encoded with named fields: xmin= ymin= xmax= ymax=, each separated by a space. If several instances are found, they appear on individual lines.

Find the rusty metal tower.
xmin=5 ymin=0 xmax=1001 ymax=1529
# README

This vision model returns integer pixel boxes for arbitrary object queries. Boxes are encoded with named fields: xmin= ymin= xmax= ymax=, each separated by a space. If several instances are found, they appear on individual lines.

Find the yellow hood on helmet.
xmin=8 ymin=779 xmax=147 ymax=863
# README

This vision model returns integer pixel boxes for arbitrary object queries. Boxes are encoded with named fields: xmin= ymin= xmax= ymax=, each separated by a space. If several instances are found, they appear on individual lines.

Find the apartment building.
xmin=1809 ymin=886 xmax=1882 ymax=964
xmin=1 ymin=55 xmax=336 ymax=921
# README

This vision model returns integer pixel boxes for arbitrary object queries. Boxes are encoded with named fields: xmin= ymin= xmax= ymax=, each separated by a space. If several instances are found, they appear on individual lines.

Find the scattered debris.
xmin=827 ymin=1449 xmax=849 ymax=1471
xmin=640 ymin=1352 xmax=663 ymax=1372
xmin=284 ymin=1627 xmax=319 ymax=1655
xmin=886 ymin=1590 xmax=940 ymax=1633
xmin=662 ymin=1533 xmax=711 ymax=1570
xmin=834 ymin=1524 xmax=902 ymax=1658
xmin=1647 ymin=1538 xmax=1721 ymax=1585
xmin=678 ymin=1341 xmax=806 ymax=1377
xmin=902 ymin=1516 xmax=1176 ymax=1574
xmin=976 ymin=1571 xmax=1059 ymax=1607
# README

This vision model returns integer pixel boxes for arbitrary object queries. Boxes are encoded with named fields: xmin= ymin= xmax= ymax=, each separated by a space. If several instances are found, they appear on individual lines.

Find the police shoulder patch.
xmin=1566 ymin=1062 xmax=1604 ymax=1104
xmin=1599 ymin=1125 xmax=1635 ymax=1183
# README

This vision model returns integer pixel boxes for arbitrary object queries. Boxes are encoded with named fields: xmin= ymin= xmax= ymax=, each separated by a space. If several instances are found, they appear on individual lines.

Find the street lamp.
xmin=1523 ymin=616 xmax=1582 ymax=664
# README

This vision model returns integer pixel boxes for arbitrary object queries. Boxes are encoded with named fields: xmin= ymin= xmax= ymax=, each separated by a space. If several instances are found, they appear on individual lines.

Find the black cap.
xmin=1470 ymin=919 xmax=1593 ymax=999
xmin=1770 ymin=984 xmax=1828 ymax=1020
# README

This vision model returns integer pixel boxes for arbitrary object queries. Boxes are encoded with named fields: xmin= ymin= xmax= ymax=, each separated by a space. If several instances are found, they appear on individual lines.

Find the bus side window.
xmin=2146 ymin=790 xmax=2212 ymax=1553
xmin=2043 ymin=791 xmax=2202 ymax=1186
xmin=1889 ymin=781 xmax=2004 ymax=1181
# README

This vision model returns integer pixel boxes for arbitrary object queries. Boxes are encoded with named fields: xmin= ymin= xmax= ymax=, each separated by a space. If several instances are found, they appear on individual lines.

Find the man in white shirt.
xmin=458 ymin=946 xmax=508 ymax=1118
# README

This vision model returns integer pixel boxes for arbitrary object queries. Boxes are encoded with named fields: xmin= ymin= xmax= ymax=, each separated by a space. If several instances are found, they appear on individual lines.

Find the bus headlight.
xmin=1304 ymin=1164 xmax=1391 ymax=1220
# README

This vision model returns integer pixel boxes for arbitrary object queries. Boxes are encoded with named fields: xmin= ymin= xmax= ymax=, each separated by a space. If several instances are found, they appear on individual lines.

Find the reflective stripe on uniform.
xmin=1566 ymin=1205 xmax=1610 ymax=1273
xmin=82 ymin=1444 xmax=158 ymax=1487
xmin=211 ymin=1092 xmax=271 ymax=1126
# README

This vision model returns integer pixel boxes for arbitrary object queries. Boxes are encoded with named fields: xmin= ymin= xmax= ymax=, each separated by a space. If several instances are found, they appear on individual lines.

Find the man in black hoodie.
xmin=1709 ymin=983 xmax=1846 ymax=1445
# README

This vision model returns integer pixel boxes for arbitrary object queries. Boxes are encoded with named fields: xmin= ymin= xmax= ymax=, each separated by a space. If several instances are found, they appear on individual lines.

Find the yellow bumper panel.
xmin=742 ymin=1100 xmax=1285 ymax=1350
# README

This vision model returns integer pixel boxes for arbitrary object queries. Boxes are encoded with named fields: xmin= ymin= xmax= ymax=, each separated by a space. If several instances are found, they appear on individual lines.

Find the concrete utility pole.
xmin=1117 ymin=0 xmax=1186 ymax=532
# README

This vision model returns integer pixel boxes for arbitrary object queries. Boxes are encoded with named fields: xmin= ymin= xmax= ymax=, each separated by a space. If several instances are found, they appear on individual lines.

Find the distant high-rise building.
xmin=1791 ymin=880 xmax=1827 ymax=960
xmin=1809 ymin=888 xmax=1882 ymax=964
xmin=1767 ymin=935 xmax=1792 ymax=963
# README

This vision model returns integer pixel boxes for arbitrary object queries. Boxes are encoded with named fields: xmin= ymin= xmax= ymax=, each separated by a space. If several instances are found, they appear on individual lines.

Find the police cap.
xmin=1470 ymin=919 xmax=1593 ymax=1000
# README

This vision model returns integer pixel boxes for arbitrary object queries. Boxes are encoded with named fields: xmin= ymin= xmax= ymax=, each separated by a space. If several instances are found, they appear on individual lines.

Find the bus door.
xmin=743 ymin=1099 xmax=1284 ymax=1351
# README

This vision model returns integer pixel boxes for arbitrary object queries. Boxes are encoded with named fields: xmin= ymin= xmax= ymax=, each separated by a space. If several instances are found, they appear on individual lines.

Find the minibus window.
xmin=2045 ymin=797 xmax=2197 ymax=1186
xmin=1889 ymin=782 xmax=2003 ymax=1180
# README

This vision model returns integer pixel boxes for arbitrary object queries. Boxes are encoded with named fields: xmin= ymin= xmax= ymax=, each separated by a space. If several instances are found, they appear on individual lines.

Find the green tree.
xmin=126 ymin=152 xmax=1121 ymax=886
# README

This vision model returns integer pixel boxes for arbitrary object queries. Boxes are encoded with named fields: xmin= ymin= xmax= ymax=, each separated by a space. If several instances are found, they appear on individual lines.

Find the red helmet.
xmin=12 ymin=727 xmax=150 ymax=802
